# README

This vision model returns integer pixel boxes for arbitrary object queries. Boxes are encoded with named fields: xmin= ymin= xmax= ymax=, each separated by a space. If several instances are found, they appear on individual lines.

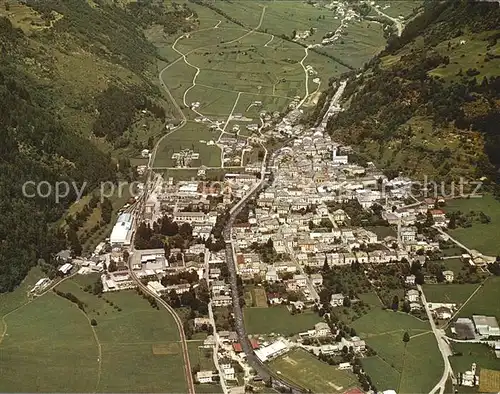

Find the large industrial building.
xmin=109 ymin=213 xmax=134 ymax=247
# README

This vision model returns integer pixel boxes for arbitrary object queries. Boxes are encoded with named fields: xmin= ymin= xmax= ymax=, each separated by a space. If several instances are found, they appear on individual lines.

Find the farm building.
xmin=472 ymin=315 xmax=500 ymax=337
xmin=58 ymin=263 xmax=73 ymax=275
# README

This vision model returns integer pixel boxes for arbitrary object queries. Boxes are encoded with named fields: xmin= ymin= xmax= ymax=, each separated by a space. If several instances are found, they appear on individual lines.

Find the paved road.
xmin=373 ymin=7 xmax=404 ymax=36
xmin=419 ymin=284 xmax=454 ymax=394
xmin=127 ymin=227 xmax=195 ymax=394
xmin=220 ymin=149 xmax=307 ymax=393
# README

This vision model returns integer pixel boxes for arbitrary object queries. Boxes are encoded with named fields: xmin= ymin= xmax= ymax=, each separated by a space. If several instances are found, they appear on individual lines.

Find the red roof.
xmin=232 ymin=339 xmax=259 ymax=353
xmin=236 ymin=254 xmax=245 ymax=265
xmin=430 ymin=209 xmax=444 ymax=215
xmin=342 ymin=388 xmax=365 ymax=394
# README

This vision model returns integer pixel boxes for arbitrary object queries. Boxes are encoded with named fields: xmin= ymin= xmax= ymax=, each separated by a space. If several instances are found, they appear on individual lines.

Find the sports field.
xmin=445 ymin=195 xmax=500 ymax=256
xmin=244 ymin=306 xmax=320 ymax=335
xmin=351 ymin=309 xmax=443 ymax=393
xmin=0 ymin=276 xmax=186 ymax=392
xmin=153 ymin=0 xmax=386 ymax=170
xmin=269 ymin=349 xmax=359 ymax=393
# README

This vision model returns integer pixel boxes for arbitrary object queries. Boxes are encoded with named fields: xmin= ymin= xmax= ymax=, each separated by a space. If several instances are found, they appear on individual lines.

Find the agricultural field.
xmin=153 ymin=121 xmax=222 ymax=168
xmin=153 ymin=0 xmax=384 ymax=170
xmin=374 ymin=1 xmax=423 ymax=19
xmin=0 ymin=277 xmax=186 ymax=392
xmin=361 ymin=332 xmax=443 ymax=393
xmin=449 ymin=343 xmax=499 ymax=376
xmin=187 ymin=340 xmax=223 ymax=394
xmin=269 ymin=349 xmax=359 ymax=393
xmin=457 ymin=276 xmax=500 ymax=321
xmin=245 ymin=287 xmax=269 ymax=308
xmin=351 ymin=309 xmax=442 ymax=393
xmin=244 ymin=306 xmax=320 ymax=335
xmin=444 ymin=195 xmax=500 ymax=256
xmin=351 ymin=308 xmax=430 ymax=338
xmin=422 ymin=283 xmax=480 ymax=305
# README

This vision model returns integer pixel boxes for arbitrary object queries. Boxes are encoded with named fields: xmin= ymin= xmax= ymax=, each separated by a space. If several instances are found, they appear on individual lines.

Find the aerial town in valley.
xmin=4 ymin=0 xmax=500 ymax=393
xmin=36 ymin=78 xmax=500 ymax=394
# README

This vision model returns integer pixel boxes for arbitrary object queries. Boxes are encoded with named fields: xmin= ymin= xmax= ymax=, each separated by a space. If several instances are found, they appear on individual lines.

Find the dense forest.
xmin=325 ymin=0 xmax=500 ymax=191
xmin=93 ymin=85 xmax=166 ymax=142
xmin=0 ymin=17 xmax=115 ymax=292
xmin=0 ymin=0 xmax=197 ymax=292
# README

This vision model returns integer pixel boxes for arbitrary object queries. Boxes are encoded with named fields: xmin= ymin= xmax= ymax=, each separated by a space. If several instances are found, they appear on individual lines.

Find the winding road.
xmin=373 ymin=6 xmax=404 ymax=37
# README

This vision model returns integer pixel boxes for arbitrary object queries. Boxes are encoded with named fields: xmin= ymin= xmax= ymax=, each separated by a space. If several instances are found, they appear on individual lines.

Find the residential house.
xmin=443 ymin=270 xmax=454 ymax=283
xmin=196 ymin=371 xmax=214 ymax=383
xmin=310 ymin=273 xmax=323 ymax=287
xmin=213 ymin=295 xmax=232 ymax=307
xmin=406 ymin=289 xmax=420 ymax=303
xmin=265 ymin=268 xmax=279 ymax=282
xmin=314 ymin=322 xmax=331 ymax=337
xmin=405 ymin=275 xmax=416 ymax=285
xmin=330 ymin=293 xmax=345 ymax=307
xmin=293 ymin=274 xmax=307 ymax=287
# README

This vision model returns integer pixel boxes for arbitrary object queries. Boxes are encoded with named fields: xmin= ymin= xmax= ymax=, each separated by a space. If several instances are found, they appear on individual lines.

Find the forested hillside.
xmin=0 ymin=0 xmax=196 ymax=292
xmin=325 ymin=0 xmax=500 ymax=190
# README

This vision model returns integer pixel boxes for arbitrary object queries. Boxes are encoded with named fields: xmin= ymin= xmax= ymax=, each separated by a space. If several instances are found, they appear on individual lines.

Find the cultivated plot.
xmin=154 ymin=121 xmax=222 ymax=168
xmin=422 ymin=283 xmax=479 ymax=305
xmin=458 ymin=276 xmax=500 ymax=321
xmin=351 ymin=308 xmax=430 ymax=337
xmin=0 ymin=293 xmax=99 ymax=392
xmin=445 ymin=194 xmax=500 ymax=256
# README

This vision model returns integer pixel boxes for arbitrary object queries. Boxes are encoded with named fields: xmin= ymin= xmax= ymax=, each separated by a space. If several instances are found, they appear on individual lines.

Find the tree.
xmin=101 ymin=197 xmax=113 ymax=224
xmin=392 ymin=295 xmax=399 ymax=311
xmin=292 ymin=29 xmax=297 ymax=39
xmin=108 ymin=260 xmax=117 ymax=272
xmin=67 ymin=227 xmax=82 ymax=257
xmin=91 ymin=318 xmax=97 ymax=326
xmin=403 ymin=331 xmax=410 ymax=344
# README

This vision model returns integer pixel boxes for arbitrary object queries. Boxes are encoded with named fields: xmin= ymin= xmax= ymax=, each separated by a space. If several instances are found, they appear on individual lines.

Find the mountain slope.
xmin=0 ymin=0 xmax=196 ymax=291
xmin=324 ymin=0 xmax=500 ymax=190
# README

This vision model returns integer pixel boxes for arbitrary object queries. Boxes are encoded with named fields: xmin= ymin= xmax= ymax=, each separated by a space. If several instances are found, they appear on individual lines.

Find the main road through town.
xmin=221 ymin=148 xmax=307 ymax=393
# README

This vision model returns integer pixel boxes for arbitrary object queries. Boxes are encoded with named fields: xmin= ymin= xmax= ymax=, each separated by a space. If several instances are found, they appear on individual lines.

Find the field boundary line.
xmin=444 ymin=278 xmax=486 ymax=329
xmin=0 ymin=273 xmax=77 ymax=346
xmin=53 ymin=290 xmax=102 ymax=393
xmin=410 ymin=330 xmax=432 ymax=339
xmin=195 ymin=84 xmax=296 ymax=99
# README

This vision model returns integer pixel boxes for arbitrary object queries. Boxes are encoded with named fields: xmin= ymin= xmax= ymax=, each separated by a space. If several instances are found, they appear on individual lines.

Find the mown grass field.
xmin=0 ymin=276 xmax=186 ymax=392
xmin=244 ymin=306 xmax=320 ymax=335
xmin=444 ymin=195 xmax=500 ymax=256
xmin=351 ymin=308 xmax=429 ymax=337
xmin=457 ymin=276 xmax=500 ymax=321
xmin=376 ymin=1 xmax=423 ymax=19
xmin=449 ymin=343 xmax=499 ymax=375
xmin=269 ymin=349 xmax=358 ymax=393
xmin=351 ymin=309 xmax=442 ymax=393
xmin=422 ymin=283 xmax=479 ymax=305
xmin=154 ymin=121 xmax=222 ymax=168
